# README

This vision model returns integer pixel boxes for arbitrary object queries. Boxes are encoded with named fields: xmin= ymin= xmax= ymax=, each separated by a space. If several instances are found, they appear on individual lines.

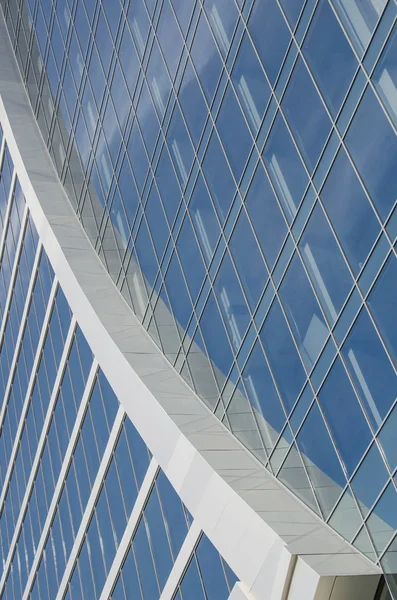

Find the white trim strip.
xmin=0 ymin=239 xmax=42 ymax=433
xmin=0 ymin=314 xmax=78 ymax=594
xmin=159 ymin=521 xmax=202 ymax=600
xmin=98 ymin=458 xmax=159 ymax=600
xmin=19 ymin=357 xmax=99 ymax=600
xmin=53 ymin=405 xmax=126 ymax=600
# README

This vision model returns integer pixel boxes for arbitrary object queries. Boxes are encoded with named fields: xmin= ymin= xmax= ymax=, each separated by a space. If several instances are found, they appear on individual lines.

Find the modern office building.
xmin=0 ymin=0 xmax=396 ymax=598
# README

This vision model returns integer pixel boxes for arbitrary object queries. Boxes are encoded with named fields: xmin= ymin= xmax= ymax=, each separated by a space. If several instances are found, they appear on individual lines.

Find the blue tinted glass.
xmin=137 ymin=83 xmax=159 ymax=157
xmin=180 ymin=555 xmax=206 ymax=600
xmin=145 ymin=488 xmax=173 ymax=589
xmin=97 ymin=370 xmax=118 ymax=430
xmin=366 ymin=482 xmax=397 ymax=553
xmin=297 ymin=403 xmax=345 ymax=512
xmin=282 ymin=57 xmax=331 ymax=171
xmin=135 ymin=219 xmax=158 ymax=288
xmin=121 ymin=546 xmax=142 ymax=599
xmin=196 ymin=534 xmax=230 ymax=600
xmin=346 ymin=87 xmax=397 ymax=221
xmin=155 ymin=146 xmax=181 ymax=225
xmin=205 ymin=0 xmax=238 ymax=57
xmin=373 ymin=24 xmax=397 ymax=126
xmin=263 ymin=114 xmax=308 ymax=222
xmin=249 ymin=0 xmax=290 ymax=84
xmin=280 ymin=0 xmax=305 ymax=26
xmin=321 ymin=148 xmax=379 ymax=274
xmin=157 ymin=0 xmax=183 ymax=80
xmin=191 ymin=12 xmax=223 ymax=103
xmin=342 ymin=308 xmax=397 ymax=428
xmin=179 ymin=60 xmax=208 ymax=147
xmin=351 ymin=443 xmax=388 ymax=515
xmin=105 ymin=463 xmax=127 ymax=543
xmin=242 ymin=339 xmax=286 ymax=435
xmin=189 ymin=174 xmax=221 ymax=265
xmin=378 ymin=404 xmax=397 ymax=472
xmin=203 ymin=130 xmax=236 ymax=223
xmin=127 ymin=123 xmax=149 ymax=194
xmin=303 ymin=0 xmax=357 ymax=115
xmin=165 ymin=252 xmax=193 ymax=330
xmin=213 ymin=251 xmax=250 ymax=351
xmin=216 ymin=85 xmax=252 ymax=180
xmin=229 ymin=208 xmax=268 ymax=310
xmin=319 ymin=358 xmax=371 ymax=475
xmin=280 ymin=253 xmax=329 ymax=369
xmin=86 ymin=515 xmax=106 ymax=594
xmin=171 ymin=0 xmax=195 ymax=35
xmin=147 ymin=42 xmax=171 ymax=116
xmin=156 ymin=471 xmax=188 ymax=557
xmin=96 ymin=488 xmax=116 ymax=570
xmin=245 ymin=163 xmax=287 ymax=268
xmin=332 ymin=0 xmax=385 ymax=55
xmin=167 ymin=104 xmax=194 ymax=186
xmin=368 ymin=254 xmax=397 ymax=367
xmin=114 ymin=427 xmax=139 ymax=514
xmin=127 ymin=0 xmax=149 ymax=57
xmin=133 ymin=518 xmax=159 ymax=600
xmin=123 ymin=417 xmax=150 ymax=486
xmin=145 ymin=186 xmax=170 ymax=262
xmin=232 ymin=33 xmax=270 ymax=134
xmin=176 ymin=216 xmax=206 ymax=299
xmin=200 ymin=292 xmax=234 ymax=377
xmin=299 ymin=203 xmax=353 ymax=323
xmin=260 ymin=298 xmax=306 ymax=412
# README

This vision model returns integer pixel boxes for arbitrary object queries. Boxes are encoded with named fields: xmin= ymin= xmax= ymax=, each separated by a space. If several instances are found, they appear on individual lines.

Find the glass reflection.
xmin=331 ymin=0 xmax=386 ymax=54
xmin=373 ymin=24 xmax=397 ymax=126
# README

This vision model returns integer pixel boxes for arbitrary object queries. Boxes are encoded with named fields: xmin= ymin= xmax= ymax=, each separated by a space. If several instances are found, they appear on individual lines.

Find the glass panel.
xmin=332 ymin=0 xmax=386 ymax=54
xmin=318 ymin=358 xmax=371 ymax=475
xmin=260 ymin=298 xmax=306 ymax=412
xmin=263 ymin=114 xmax=308 ymax=222
xmin=345 ymin=86 xmax=397 ymax=221
xmin=373 ymin=24 xmax=397 ymax=126
xmin=297 ymin=401 xmax=345 ymax=517
xmin=249 ymin=0 xmax=290 ymax=84
xmin=342 ymin=308 xmax=397 ymax=428
xmin=321 ymin=148 xmax=379 ymax=275
xmin=303 ymin=0 xmax=357 ymax=115
xmin=282 ymin=57 xmax=331 ymax=171
xmin=368 ymin=254 xmax=397 ymax=367
xmin=299 ymin=203 xmax=353 ymax=323
xmin=279 ymin=253 xmax=329 ymax=370
xmin=351 ymin=443 xmax=389 ymax=516
xmin=232 ymin=33 xmax=271 ymax=134
xmin=216 ymin=84 xmax=252 ymax=180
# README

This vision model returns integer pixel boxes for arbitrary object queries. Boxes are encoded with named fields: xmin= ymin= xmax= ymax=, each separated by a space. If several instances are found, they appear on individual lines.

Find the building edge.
xmin=0 ymin=7 xmax=382 ymax=600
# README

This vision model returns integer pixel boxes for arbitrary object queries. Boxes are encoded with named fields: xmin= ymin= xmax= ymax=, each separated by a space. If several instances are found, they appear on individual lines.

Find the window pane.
xmin=346 ymin=87 xmax=397 ymax=221
xmin=303 ymin=0 xmax=357 ymax=115
xmin=318 ymin=358 xmax=371 ymax=475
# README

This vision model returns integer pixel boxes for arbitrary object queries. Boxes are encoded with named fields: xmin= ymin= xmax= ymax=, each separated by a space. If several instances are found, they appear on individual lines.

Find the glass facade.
xmin=1 ymin=0 xmax=397 ymax=596
xmin=0 ymin=139 xmax=238 ymax=598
